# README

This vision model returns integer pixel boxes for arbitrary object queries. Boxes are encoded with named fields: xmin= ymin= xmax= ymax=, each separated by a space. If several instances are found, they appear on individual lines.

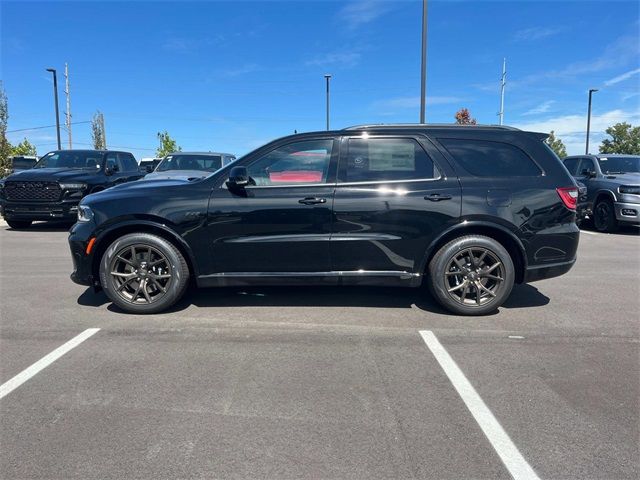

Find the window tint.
xmin=157 ymin=154 xmax=223 ymax=172
xmin=118 ymin=153 xmax=138 ymax=172
xmin=439 ymin=138 xmax=541 ymax=177
xmin=563 ymin=158 xmax=579 ymax=176
xmin=247 ymin=139 xmax=333 ymax=186
xmin=344 ymin=138 xmax=438 ymax=183
xmin=105 ymin=153 xmax=118 ymax=171
xmin=578 ymin=158 xmax=596 ymax=175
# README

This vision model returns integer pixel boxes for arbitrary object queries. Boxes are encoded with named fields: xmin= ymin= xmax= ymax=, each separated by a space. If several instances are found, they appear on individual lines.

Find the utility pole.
xmin=46 ymin=68 xmax=62 ymax=150
xmin=498 ymin=58 xmax=506 ymax=126
xmin=419 ymin=0 xmax=428 ymax=123
xmin=64 ymin=63 xmax=72 ymax=149
xmin=100 ymin=113 xmax=107 ymax=149
xmin=585 ymin=88 xmax=598 ymax=154
xmin=324 ymin=74 xmax=332 ymax=130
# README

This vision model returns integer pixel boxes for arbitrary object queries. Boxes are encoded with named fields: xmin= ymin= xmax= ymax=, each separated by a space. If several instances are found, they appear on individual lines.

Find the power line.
xmin=7 ymin=120 xmax=90 ymax=134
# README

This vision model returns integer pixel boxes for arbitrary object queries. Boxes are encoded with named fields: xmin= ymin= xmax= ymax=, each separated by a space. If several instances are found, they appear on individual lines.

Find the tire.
xmin=6 ymin=220 xmax=32 ymax=229
xmin=427 ymin=235 xmax=515 ymax=316
xmin=593 ymin=198 xmax=618 ymax=233
xmin=99 ymin=233 xmax=190 ymax=314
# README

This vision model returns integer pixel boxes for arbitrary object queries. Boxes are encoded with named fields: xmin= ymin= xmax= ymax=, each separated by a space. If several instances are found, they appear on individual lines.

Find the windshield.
xmin=156 ymin=154 xmax=223 ymax=172
xmin=34 ymin=151 xmax=103 ymax=170
xmin=12 ymin=158 xmax=36 ymax=169
xmin=597 ymin=156 xmax=640 ymax=174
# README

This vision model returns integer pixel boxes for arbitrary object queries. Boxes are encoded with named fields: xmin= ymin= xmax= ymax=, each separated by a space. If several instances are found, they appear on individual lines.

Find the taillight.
xmin=556 ymin=187 xmax=578 ymax=210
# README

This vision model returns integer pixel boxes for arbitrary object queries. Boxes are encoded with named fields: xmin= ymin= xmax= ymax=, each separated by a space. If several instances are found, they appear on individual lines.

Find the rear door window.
xmin=438 ymin=138 xmax=541 ymax=177
xmin=342 ymin=137 xmax=438 ymax=183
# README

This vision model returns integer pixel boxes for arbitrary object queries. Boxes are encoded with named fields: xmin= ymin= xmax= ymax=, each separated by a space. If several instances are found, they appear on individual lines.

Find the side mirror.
xmin=580 ymin=168 xmax=596 ymax=178
xmin=146 ymin=165 xmax=154 ymax=173
xmin=105 ymin=164 xmax=119 ymax=175
xmin=226 ymin=166 xmax=249 ymax=190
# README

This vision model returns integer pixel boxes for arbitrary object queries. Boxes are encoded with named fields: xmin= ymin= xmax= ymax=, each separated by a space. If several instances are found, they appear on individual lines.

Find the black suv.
xmin=0 ymin=149 xmax=143 ymax=228
xmin=69 ymin=125 xmax=579 ymax=315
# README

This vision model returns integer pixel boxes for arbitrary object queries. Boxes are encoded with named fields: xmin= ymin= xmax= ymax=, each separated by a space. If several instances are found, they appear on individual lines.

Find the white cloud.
xmin=522 ymin=100 xmax=555 ymax=116
xmin=220 ymin=64 xmax=260 ymax=77
xmin=338 ymin=0 xmax=391 ymax=30
xmin=514 ymin=26 xmax=564 ymax=41
xmin=604 ymin=68 xmax=640 ymax=87
xmin=305 ymin=52 xmax=361 ymax=67
xmin=513 ymin=109 xmax=640 ymax=155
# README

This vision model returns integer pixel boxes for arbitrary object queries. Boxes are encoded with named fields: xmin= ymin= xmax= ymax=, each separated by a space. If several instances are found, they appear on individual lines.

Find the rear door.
xmin=330 ymin=134 xmax=461 ymax=277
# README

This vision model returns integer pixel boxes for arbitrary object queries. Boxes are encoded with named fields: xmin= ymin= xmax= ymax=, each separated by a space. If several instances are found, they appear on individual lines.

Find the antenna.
xmin=64 ymin=63 xmax=72 ymax=148
xmin=498 ymin=58 xmax=506 ymax=126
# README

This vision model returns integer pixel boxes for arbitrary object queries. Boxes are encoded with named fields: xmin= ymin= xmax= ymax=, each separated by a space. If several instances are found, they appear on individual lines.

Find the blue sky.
xmin=2 ymin=0 xmax=639 ymax=159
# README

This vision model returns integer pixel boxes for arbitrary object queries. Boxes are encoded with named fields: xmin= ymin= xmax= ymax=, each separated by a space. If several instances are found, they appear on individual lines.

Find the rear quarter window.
xmin=438 ymin=138 xmax=541 ymax=177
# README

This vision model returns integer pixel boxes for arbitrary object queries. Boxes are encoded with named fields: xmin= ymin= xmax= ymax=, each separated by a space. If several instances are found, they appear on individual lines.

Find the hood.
xmin=143 ymin=170 xmax=210 ymax=181
xmin=4 ymin=167 xmax=100 ymax=183
xmin=602 ymin=172 xmax=640 ymax=183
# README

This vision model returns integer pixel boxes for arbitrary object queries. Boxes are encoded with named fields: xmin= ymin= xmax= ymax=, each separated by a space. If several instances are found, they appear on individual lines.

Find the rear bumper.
xmin=614 ymin=201 xmax=640 ymax=224
xmin=524 ymin=257 xmax=576 ymax=283
xmin=1 ymin=199 xmax=79 ymax=222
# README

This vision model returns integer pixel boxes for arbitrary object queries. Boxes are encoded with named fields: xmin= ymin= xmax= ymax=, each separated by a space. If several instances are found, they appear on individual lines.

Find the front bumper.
xmin=68 ymin=221 xmax=98 ymax=287
xmin=614 ymin=201 xmax=640 ymax=224
xmin=1 ymin=198 xmax=80 ymax=222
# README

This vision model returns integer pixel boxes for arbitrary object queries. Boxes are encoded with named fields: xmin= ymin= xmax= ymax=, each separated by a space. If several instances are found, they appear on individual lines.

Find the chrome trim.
xmin=335 ymin=177 xmax=442 ymax=186
xmin=199 ymin=270 xmax=420 ymax=280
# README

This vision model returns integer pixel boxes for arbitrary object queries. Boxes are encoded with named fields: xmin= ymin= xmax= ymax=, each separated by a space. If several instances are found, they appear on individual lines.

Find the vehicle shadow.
xmin=77 ymin=282 xmax=550 ymax=316
xmin=2 ymin=221 xmax=74 ymax=232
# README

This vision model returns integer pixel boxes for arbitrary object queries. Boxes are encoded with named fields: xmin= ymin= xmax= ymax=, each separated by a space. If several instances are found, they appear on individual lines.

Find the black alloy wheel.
xmin=100 ymin=233 xmax=189 ymax=313
xmin=593 ymin=198 xmax=618 ymax=233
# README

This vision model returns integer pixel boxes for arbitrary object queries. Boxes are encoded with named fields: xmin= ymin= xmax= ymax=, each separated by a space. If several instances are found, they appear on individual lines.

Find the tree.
xmin=91 ymin=110 xmax=106 ymax=150
xmin=545 ymin=130 xmax=567 ymax=158
xmin=0 ymin=82 xmax=12 ymax=177
xmin=10 ymin=138 xmax=37 ymax=156
xmin=599 ymin=122 xmax=640 ymax=154
xmin=454 ymin=108 xmax=477 ymax=125
xmin=156 ymin=131 xmax=181 ymax=157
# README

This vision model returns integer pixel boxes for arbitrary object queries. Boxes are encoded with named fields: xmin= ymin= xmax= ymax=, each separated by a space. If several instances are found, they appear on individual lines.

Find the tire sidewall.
xmin=99 ymin=233 xmax=188 ymax=314
xmin=594 ymin=199 xmax=617 ymax=233
xmin=428 ymin=235 xmax=515 ymax=316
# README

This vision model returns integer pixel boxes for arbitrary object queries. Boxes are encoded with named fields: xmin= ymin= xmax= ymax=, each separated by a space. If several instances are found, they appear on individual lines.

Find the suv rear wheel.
xmin=428 ymin=235 xmax=515 ymax=316
xmin=593 ymin=198 xmax=618 ymax=233
xmin=99 ymin=233 xmax=190 ymax=314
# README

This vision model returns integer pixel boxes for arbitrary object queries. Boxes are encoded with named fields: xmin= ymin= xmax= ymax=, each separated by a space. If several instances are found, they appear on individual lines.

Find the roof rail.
xmin=342 ymin=123 xmax=520 ymax=131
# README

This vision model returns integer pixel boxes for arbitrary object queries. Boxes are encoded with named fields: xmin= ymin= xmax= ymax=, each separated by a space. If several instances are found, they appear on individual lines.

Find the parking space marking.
xmin=419 ymin=330 xmax=540 ymax=480
xmin=580 ymin=230 xmax=599 ymax=235
xmin=0 ymin=328 xmax=100 ymax=400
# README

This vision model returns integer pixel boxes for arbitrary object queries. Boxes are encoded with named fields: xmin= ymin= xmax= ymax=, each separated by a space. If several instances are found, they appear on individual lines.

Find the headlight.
xmin=619 ymin=185 xmax=640 ymax=195
xmin=60 ymin=182 xmax=87 ymax=190
xmin=77 ymin=205 xmax=94 ymax=223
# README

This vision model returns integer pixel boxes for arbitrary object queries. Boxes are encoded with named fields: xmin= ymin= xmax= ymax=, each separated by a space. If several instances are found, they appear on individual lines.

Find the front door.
xmin=206 ymin=137 xmax=338 ymax=275
xmin=330 ymin=135 xmax=461 ymax=276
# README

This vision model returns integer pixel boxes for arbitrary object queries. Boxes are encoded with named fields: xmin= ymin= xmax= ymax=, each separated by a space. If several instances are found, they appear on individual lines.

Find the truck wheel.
xmin=593 ymin=198 xmax=619 ymax=233
xmin=99 ymin=233 xmax=190 ymax=314
xmin=6 ymin=220 xmax=32 ymax=229
xmin=427 ymin=235 xmax=515 ymax=316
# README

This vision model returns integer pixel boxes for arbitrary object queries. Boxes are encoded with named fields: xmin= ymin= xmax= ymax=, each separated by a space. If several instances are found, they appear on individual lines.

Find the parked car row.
xmin=0 ymin=150 xmax=236 ymax=229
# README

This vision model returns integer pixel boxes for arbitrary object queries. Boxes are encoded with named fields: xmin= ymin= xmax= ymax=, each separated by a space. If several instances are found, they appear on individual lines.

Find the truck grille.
xmin=4 ymin=181 xmax=62 ymax=202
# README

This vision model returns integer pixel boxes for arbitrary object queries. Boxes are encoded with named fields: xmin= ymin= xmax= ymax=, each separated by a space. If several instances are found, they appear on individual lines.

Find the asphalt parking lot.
xmin=0 ymin=220 xmax=638 ymax=479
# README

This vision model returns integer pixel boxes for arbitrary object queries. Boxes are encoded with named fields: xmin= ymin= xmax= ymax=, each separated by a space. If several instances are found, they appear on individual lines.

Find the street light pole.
xmin=419 ymin=0 xmax=428 ymax=123
xmin=324 ymin=74 xmax=332 ymax=130
xmin=585 ymin=88 xmax=598 ymax=155
xmin=46 ymin=68 xmax=62 ymax=150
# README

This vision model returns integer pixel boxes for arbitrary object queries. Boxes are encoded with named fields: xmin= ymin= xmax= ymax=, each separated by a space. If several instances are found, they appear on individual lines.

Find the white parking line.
xmin=419 ymin=330 xmax=540 ymax=480
xmin=0 ymin=328 xmax=100 ymax=400
xmin=580 ymin=230 xmax=599 ymax=235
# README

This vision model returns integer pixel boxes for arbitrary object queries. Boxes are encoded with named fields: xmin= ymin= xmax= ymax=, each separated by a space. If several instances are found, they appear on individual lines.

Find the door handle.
xmin=298 ymin=197 xmax=327 ymax=205
xmin=424 ymin=193 xmax=452 ymax=202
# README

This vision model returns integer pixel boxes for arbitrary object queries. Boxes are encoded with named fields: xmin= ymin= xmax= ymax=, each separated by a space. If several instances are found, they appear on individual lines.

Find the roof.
xmin=342 ymin=123 xmax=520 ymax=131
xmin=167 ymin=151 xmax=236 ymax=156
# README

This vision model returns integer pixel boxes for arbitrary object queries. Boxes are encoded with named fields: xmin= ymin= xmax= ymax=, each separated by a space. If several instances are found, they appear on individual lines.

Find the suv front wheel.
xmin=99 ymin=233 xmax=190 ymax=314
xmin=593 ymin=198 xmax=619 ymax=233
xmin=428 ymin=235 xmax=515 ymax=315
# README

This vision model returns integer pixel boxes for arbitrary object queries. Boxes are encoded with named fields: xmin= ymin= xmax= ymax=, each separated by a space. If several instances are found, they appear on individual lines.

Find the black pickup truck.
xmin=0 ymin=149 xmax=142 ymax=229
